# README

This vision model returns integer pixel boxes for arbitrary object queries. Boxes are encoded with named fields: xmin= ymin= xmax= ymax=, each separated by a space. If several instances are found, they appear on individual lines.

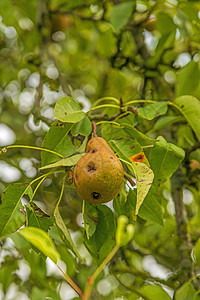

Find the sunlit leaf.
xmin=54 ymin=96 xmax=85 ymax=123
xmin=19 ymin=227 xmax=60 ymax=264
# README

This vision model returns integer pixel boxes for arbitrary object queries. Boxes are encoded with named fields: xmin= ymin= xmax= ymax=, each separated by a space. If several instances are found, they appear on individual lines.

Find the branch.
xmin=171 ymin=168 xmax=194 ymax=282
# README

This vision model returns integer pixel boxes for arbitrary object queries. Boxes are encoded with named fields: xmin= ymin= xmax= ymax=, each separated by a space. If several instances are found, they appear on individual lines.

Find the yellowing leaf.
xmin=131 ymin=162 xmax=154 ymax=215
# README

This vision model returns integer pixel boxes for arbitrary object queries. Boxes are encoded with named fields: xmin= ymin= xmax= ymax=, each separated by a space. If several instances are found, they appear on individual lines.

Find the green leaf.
xmin=177 ymin=126 xmax=196 ymax=148
xmin=54 ymin=206 xmax=81 ymax=259
xmin=19 ymin=227 xmax=60 ymax=264
xmin=193 ymin=237 xmax=200 ymax=265
xmin=174 ymin=96 xmax=200 ymax=141
xmin=190 ymin=149 xmax=200 ymax=162
xmin=56 ymin=244 xmax=77 ymax=277
xmin=175 ymin=61 xmax=200 ymax=97
xmin=84 ymin=204 xmax=116 ymax=264
xmin=110 ymin=1 xmax=135 ymax=32
xmin=122 ymin=123 xmax=154 ymax=145
xmin=157 ymin=12 xmax=177 ymax=35
xmin=83 ymin=201 xmax=98 ymax=239
xmin=40 ymin=153 xmax=85 ymax=170
xmin=149 ymin=136 xmax=185 ymax=186
xmin=151 ymin=116 xmax=184 ymax=131
xmin=30 ymin=287 xmax=59 ymax=300
xmin=0 ymin=259 xmax=18 ymax=294
xmin=131 ymin=162 xmax=154 ymax=215
xmin=29 ymin=201 xmax=52 ymax=218
xmin=54 ymin=96 xmax=85 ymax=123
xmin=101 ymin=123 xmax=128 ymax=141
xmin=140 ymin=284 xmax=171 ymax=300
xmin=138 ymin=102 xmax=168 ymax=120
xmin=41 ymin=122 xmax=75 ymax=166
xmin=26 ymin=206 xmax=54 ymax=232
xmin=109 ymin=138 xmax=142 ymax=162
xmin=71 ymin=116 xmax=92 ymax=136
xmin=0 ymin=183 xmax=32 ymax=237
xmin=175 ymin=280 xmax=197 ymax=300
xmin=113 ymin=183 xmax=128 ymax=218
xmin=181 ymin=3 xmax=200 ymax=24
xmin=129 ymin=188 xmax=163 ymax=225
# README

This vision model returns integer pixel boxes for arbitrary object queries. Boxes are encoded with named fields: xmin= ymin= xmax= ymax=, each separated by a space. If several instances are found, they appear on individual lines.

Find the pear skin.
xmin=74 ymin=137 xmax=124 ymax=204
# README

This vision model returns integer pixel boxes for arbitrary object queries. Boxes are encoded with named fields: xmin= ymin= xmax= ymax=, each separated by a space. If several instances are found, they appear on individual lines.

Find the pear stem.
xmin=92 ymin=121 xmax=97 ymax=137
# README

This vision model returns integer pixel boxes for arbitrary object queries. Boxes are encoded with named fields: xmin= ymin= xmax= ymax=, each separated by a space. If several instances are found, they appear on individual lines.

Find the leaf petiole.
xmin=88 ymin=104 xmax=120 ymax=113
xmin=96 ymin=120 xmax=123 ymax=127
xmin=1 ymin=145 xmax=64 ymax=159
xmin=92 ymin=96 xmax=120 ymax=107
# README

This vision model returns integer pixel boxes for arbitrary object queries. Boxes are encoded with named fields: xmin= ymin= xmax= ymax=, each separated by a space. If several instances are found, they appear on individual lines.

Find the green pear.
xmin=74 ymin=137 xmax=124 ymax=204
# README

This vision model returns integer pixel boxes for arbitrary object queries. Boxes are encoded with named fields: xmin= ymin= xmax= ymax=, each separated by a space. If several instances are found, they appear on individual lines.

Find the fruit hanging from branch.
xmin=74 ymin=136 xmax=124 ymax=204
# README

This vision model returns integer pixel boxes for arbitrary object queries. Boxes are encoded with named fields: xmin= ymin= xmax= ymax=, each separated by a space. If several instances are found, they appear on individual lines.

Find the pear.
xmin=74 ymin=137 xmax=124 ymax=204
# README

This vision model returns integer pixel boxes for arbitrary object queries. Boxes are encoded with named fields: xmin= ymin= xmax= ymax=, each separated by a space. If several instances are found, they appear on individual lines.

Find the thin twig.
xmin=92 ymin=121 xmax=97 ymax=137
xmin=84 ymin=245 xmax=119 ymax=300
xmin=57 ymin=264 xmax=84 ymax=298
xmin=124 ymin=174 xmax=136 ymax=187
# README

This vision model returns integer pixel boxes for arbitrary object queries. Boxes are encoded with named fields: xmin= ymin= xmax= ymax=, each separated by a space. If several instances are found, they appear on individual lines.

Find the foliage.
xmin=0 ymin=0 xmax=200 ymax=299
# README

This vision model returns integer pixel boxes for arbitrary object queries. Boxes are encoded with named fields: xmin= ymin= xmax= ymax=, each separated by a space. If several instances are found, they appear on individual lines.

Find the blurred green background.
xmin=1 ymin=1 xmax=200 ymax=299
